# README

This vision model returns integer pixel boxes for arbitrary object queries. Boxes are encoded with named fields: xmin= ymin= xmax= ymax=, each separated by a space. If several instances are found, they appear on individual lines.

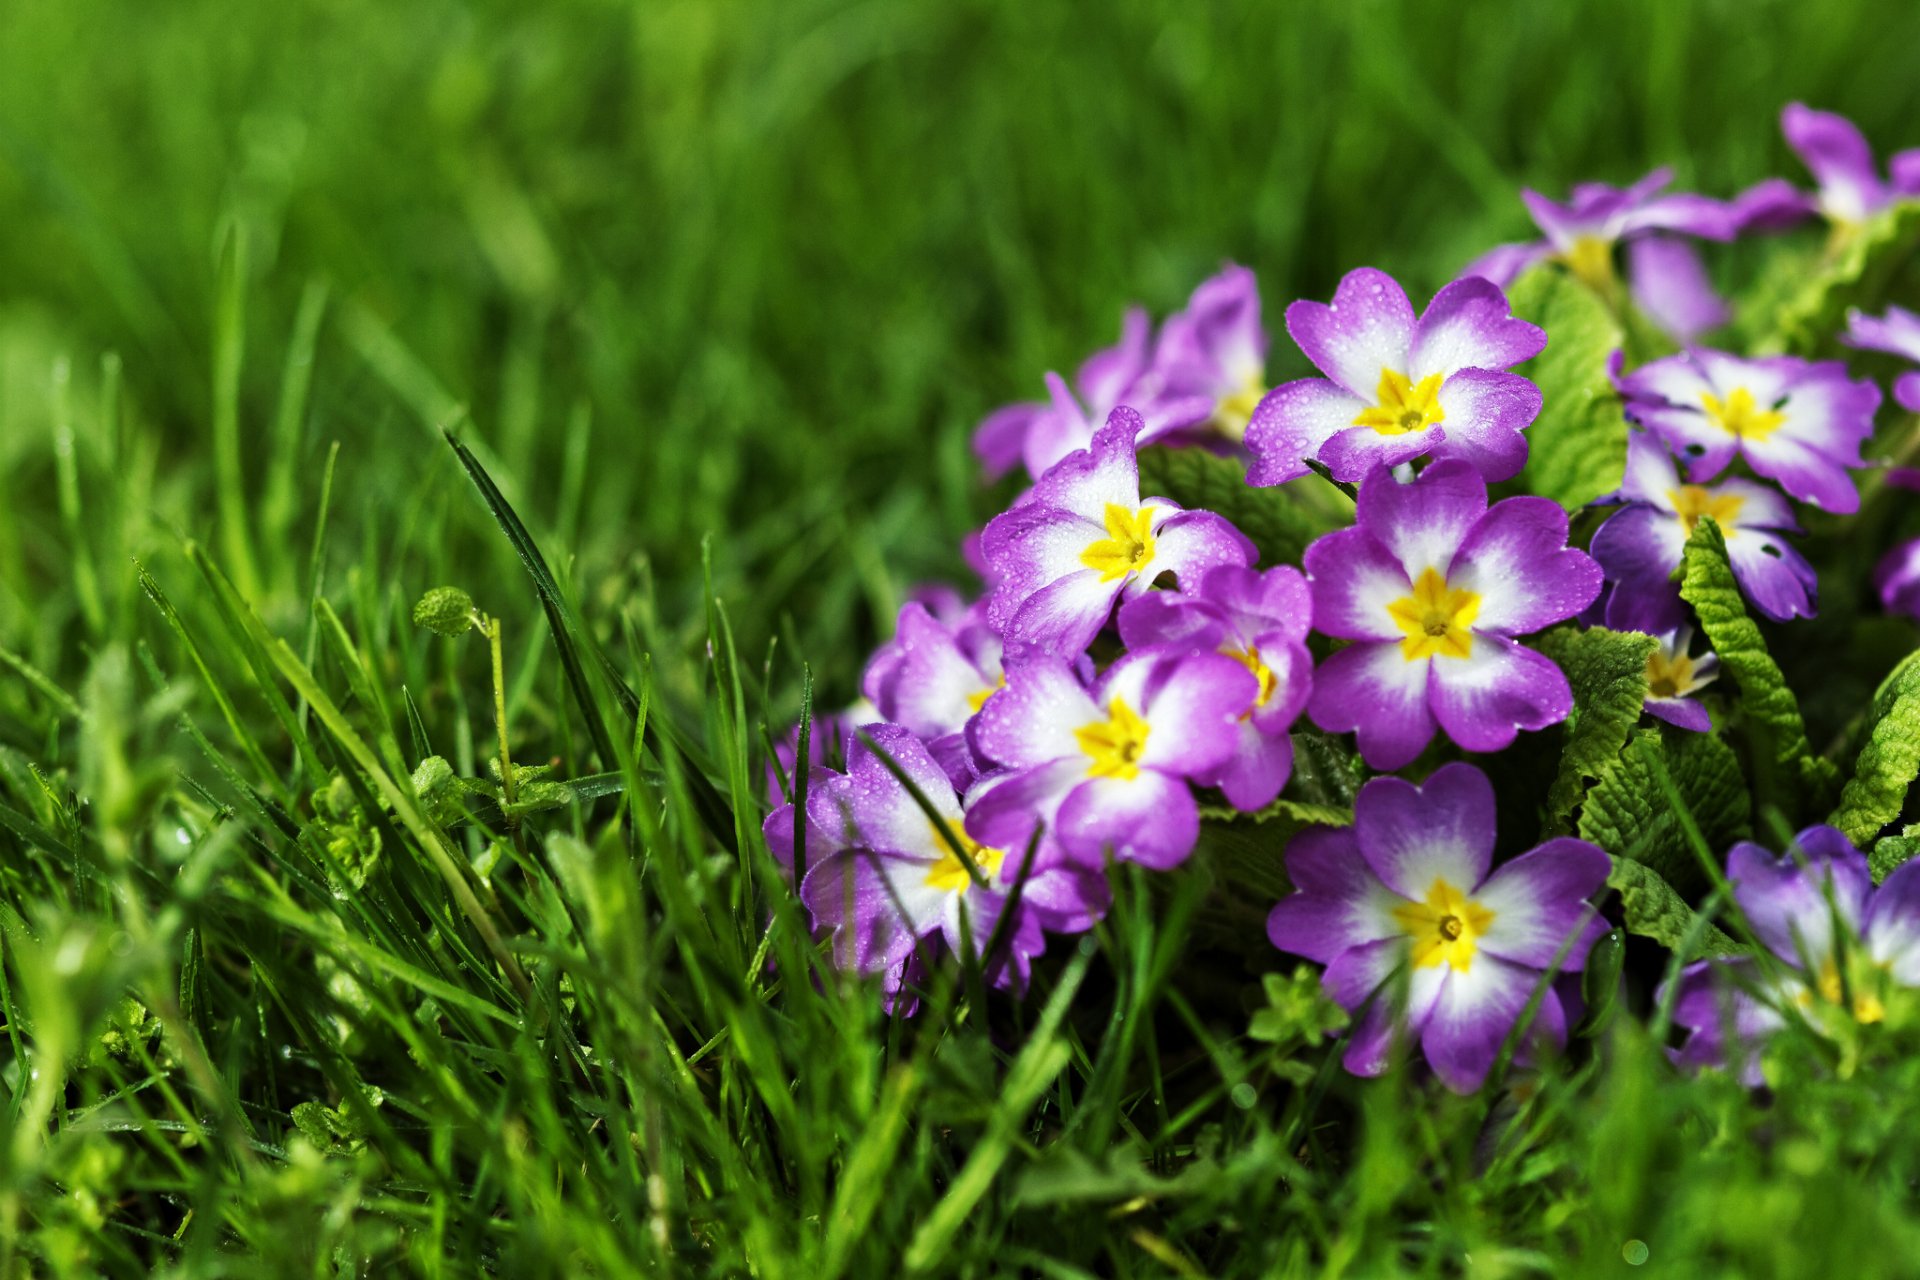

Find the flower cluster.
xmin=765 ymin=99 xmax=1920 ymax=1096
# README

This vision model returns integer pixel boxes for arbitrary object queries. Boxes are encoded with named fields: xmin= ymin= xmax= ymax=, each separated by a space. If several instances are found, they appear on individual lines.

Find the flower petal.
xmin=1354 ymin=762 xmax=1496 ymax=898
xmin=1428 ymin=635 xmax=1575 ymax=753
xmin=1410 ymin=276 xmax=1546 ymax=380
xmin=1055 ymin=771 xmax=1200 ymax=869
xmin=1449 ymin=496 xmax=1602 ymax=635
xmin=1307 ymin=641 xmax=1436 ymax=771
xmin=1473 ymin=838 xmax=1612 ymax=969
xmin=1245 ymin=379 xmax=1368 ymax=486
xmin=1286 ymin=267 xmax=1417 ymax=399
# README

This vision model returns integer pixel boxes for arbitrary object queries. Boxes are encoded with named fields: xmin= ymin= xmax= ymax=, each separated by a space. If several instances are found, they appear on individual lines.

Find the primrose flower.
xmin=1619 ymin=349 xmax=1881 ymax=514
xmin=1844 ymin=305 xmax=1920 ymax=412
xmin=966 ymin=647 xmax=1256 ymax=869
xmin=766 ymin=700 xmax=874 ymax=805
xmin=1462 ymin=168 xmax=1737 ymax=342
xmin=1117 ymin=564 xmax=1314 ymax=811
xmin=1267 ymin=764 xmax=1611 ymax=1094
xmin=862 ymin=600 xmax=1005 ymax=787
xmin=1641 ymin=627 xmax=1719 ymax=733
xmin=1303 ymin=461 xmax=1602 ymax=770
xmin=1666 ymin=827 xmax=1920 ymax=1085
xmin=1138 ymin=263 xmax=1271 ymax=442
xmin=1244 ymin=268 xmax=1546 ymax=485
xmin=1590 ymin=431 xmax=1817 ymax=629
xmin=771 ymin=725 xmax=1105 ymax=994
xmin=1735 ymin=104 xmax=1920 ymax=234
xmin=981 ymin=409 xmax=1255 ymax=657
xmin=1879 ymin=539 xmax=1920 ymax=621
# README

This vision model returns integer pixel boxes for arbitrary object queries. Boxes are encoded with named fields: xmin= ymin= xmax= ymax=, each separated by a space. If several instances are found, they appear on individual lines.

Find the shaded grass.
xmin=2 ymin=0 xmax=1920 ymax=1274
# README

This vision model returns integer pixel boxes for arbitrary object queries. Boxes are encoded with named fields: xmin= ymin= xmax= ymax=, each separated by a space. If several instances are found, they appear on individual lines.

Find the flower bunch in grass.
xmin=767 ymin=100 xmax=1920 ymax=1094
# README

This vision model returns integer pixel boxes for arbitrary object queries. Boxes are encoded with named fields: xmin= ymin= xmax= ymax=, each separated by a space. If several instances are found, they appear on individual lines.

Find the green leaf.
xmin=1136 ymin=445 xmax=1343 ymax=568
xmin=1188 ymin=798 xmax=1351 ymax=954
xmin=1757 ymin=203 xmax=1920 ymax=355
xmin=1606 ymin=856 xmax=1739 ymax=961
xmin=1830 ymin=649 xmax=1920 ymax=846
xmin=411 ymin=586 xmax=477 ymax=637
xmin=1870 ymin=833 xmax=1920 ymax=884
xmin=1679 ymin=516 xmax=1839 ymax=820
xmin=1578 ymin=727 xmax=1750 ymax=894
xmin=1533 ymin=626 xmax=1658 ymax=834
xmin=1504 ymin=266 xmax=1631 ymax=510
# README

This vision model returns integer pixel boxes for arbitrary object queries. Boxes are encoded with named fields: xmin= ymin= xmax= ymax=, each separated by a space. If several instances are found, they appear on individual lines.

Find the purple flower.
xmin=1844 ymin=305 xmax=1920 ymax=413
xmin=981 ymin=408 xmax=1255 ymax=658
xmin=1666 ymin=827 xmax=1920 ymax=1085
xmin=1879 ymin=539 xmax=1920 ymax=621
xmin=1244 ymin=268 xmax=1546 ymax=485
xmin=765 ymin=700 xmax=874 ymax=807
xmin=1118 ymin=564 xmax=1314 ymax=811
xmin=1303 ymin=461 xmax=1602 ymax=771
xmin=767 ymin=725 xmax=1106 ymax=995
xmin=1642 ymin=627 xmax=1719 ymax=733
xmin=967 ymin=647 xmax=1257 ymax=869
xmin=1138 ymin=263 xmax=1270 ymax=442
xmin=1463 ymin=169 xmax=1737 ymax=342
xmin=1735 ymin=104 xmax=1920 ymax=234
xmin=1267 ymin=764 xmax=1611 ymax=1094
xmin=1590 ymin=431 xmax=1817 ymax=629
xmin=1620 ymin=349 xmax=1881 ymax=514
xmin=862 ymin=600 xmax=1005 ymax=788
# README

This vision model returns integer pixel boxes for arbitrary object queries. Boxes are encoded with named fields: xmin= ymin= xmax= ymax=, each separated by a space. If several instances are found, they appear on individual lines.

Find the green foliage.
xmin=1831 ymin=649 xmax=1920 ymax=846
xmin=1533 ymin=625 xmax=1659 ymax=834
xmin=1606 ymin=856 xmax=1740 ymax=961
xmin=1680 ymin=517 xmax=1841 ymax=821
xmin=1759 ymin=204 xmax=1920 ymax=355
xmin=411 ymin=585 xmax=478 ymax=637
xmin=1579 ymin=727 xmax=1751 ymax=894
xmin=1137 ymin=445 xmax=1344 ymax=568
xmin=1873 ymin=833 xmax=1920 ymax=883
xmin=1504 ymin=265 xmax=1633 ymax=510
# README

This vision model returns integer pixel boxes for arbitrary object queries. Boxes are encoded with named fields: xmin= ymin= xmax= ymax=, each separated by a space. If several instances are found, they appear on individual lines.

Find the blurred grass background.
xmin=4 ymin=0 xmax=1920 ymax=704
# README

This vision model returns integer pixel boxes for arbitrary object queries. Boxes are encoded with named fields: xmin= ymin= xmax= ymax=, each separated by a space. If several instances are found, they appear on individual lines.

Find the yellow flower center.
xmin=1213 ymin=374 xmax=1268 ymax=442
xmin=1226 ymin=644 xmax=1278 ymax=710
xmin=1079 ymin=504 xmax=1158 ymax=582
xmin=1645 ymin=648 xmax=1695 ymax=700
xmin=923 ymin=821 xmax=1006 ymax=894
xmin=1385 ymin=567 xmax=1481 ymax=662
xmin=1351 ymin=369 xmax=1447 ymax=436
xmin=967 ymin=673 xmax=1006 ymax=715
xmin=1558 ymin=235 xmax=1616 ymax=292
xmin=1392 ymin=877 xmax=1497 ymax=972
xmin=1668 ymin=485 xmax=1745 ymax=537
xmin=1809 ymin=957 xmax=1887 ymax=1025
xmin=1075 ymin=696 xmax=1151 ymax=781
xmin=1700 ymin=387 xmax=1785 ymax=443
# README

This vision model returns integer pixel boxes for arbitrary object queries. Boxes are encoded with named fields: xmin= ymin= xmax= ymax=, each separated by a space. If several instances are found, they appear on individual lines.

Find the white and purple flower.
xmin=1667 ymin=827 xmax=1920 ymax=1085
xmin=1642 ymin=627 xmax=1719 ymax=733
xmin=1844 ymin=305 xmax=1920 ymax=413
xmin=1244 ymin=268 xmax=1547 ymax=485
xmin=1137 ymin=263 xmax=1271 ymax=442
xmin=862 ymin=600 xmax=1005 ymax=788
xmin=767 ymin=724 xmax=1106 ymax=996
xmin=1117 ymin=564 xmax=1314 ymax=811
xmin=1735 ymin=104 xmax=1920 ymax=234
xmin=1267 ymin=764 xmax=1611 ymax=1094
xmin=1590 ymin=431 xmax=1818 ymax=629
xmin=966 ymin=647 xmax=1257 ymax=869
xmin=1302 ymin=461 xmax=1602 ymax=770
xmin=981 ymin=409 xmax=1255 ymax=658
xmin=1463 ymin=168 xmax=1737 ymax=343
xmin=1619 ymin=349 xmax=1880 ymax=515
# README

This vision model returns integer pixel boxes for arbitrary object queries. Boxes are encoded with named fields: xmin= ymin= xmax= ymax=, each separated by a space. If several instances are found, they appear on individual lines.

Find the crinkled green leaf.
xmin=1533 ymin=626 xmax=1658 ymax=834
xmin=1606 ymin=856 xmax=1740 ymax=960
xmin=1680 ymin=517 xmax=1839 ymax=820
xmin=1578 ymin=727 xmax=1750 ymax=894
xmin=1830 ymin=650 xmax=1920 ymax=846
xmin=1504 ymin=266 xmax=1631 ymax=510
xmin=1136 ymin=445 xmax=1342 ymax=568
xmin=1871 ymin=833 xmax=1920 ymax=884
xmin=1755 ymin=203 xmax=1920 ymax=356
xmin=1189 ymin=798 xmax=1351 ymax=953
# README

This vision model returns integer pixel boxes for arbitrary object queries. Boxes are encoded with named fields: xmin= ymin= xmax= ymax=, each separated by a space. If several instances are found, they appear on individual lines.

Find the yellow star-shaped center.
xmin=1385 ymin=567 xmax=1481 ymax=662
xmin=1700 ymin=386 xmax=1785 ymax=443
xmin=1668 ymin=484 xmax=1746 ymax=537
xmin=1392 ymin=877 xmax=1497 ymax=972
xmin=1352 ymin=369 xmax=1447 ymax=436
xmin=1075 ymin=696 xmax=1151 ymax=781
xmin=923 ymin=821 xmax=1005 ymax=894
xmin=1079 ymin=504 xmax=1158 ymax=582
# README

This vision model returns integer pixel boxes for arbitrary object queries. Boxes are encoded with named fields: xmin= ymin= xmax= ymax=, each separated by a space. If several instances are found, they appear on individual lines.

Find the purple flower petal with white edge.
xmin=1427 ymin=636 xmax=1577 ymax=754
xmin=1449 ymin=495 xmax=1605 ymax=635
xmin=1726 ymin=826 xmax=1872 ymax=969
xmin=1142 ymin=263 xmax=1271 ymax=438
xmin=1307 ymin=641 xmax=1437 ymax=770
xmin=1269 ymin=765 xmax=1612 ymax=1093
xmin=1665 ymin=957 xmax=1781 ymax=1087
xmin=1877 ymin=539 xmax=1920 ymax=621
xmin=862 ymin=600 xmax=1004 ymax=782
xmin=1250 ymin=270 xmax=1543 ymax=485
xmin=1054 ymin=771 xmax=1199 ymax=870
xmin=1783 ymin=102 xmax=1891 ymax=225
xmin=1866 ymin=860 xmax=1920 ymax=986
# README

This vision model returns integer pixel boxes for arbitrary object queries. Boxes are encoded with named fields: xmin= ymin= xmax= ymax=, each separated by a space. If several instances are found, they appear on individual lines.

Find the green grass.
xmin=4 ymin=0 xmax=1920 ymax=1273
